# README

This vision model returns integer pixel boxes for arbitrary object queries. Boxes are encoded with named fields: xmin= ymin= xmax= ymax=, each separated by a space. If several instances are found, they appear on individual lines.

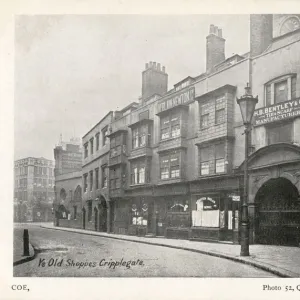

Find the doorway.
xmin=255 ymin=177 xmax=300 ymax=246
xmin=99 ymin=199 xmax=107 ymax=232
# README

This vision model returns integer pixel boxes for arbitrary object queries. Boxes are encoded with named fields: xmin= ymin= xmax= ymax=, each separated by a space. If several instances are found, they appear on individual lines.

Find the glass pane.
xmin=216 ymin=109 xmax=225 ymax=124
xmin=201 ymin=162 xmax=209 ymax=175
xmin=216 ymin=158 xmax=225 ymax=173
xmin=201 ymin=114 xmax=209 ymax=128
xmin=161 ymin=128 xmax=170 ymax=140
xmin=275 ymin=80 xmax=288 ymax=103
xmin=266 ymin=84 xmax=271 ymax=106
xmin=200 ymin=147 xmax=209 ymax=161
xmin=215 ymin=143 xmax=225 ymax=159
xmin=171 ymin=124 xmax=180 ymax=137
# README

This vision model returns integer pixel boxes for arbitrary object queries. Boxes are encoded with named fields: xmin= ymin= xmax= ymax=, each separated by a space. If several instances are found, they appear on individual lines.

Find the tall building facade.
xmin=54 ymin=14 xmax=300 ymax=246
xmin=14 ymin=157 xmax=55 ymax=222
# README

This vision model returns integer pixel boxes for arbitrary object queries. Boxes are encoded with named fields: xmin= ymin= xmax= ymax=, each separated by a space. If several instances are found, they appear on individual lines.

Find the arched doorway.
xmin=255 ymin=177 xmax=300 ymax=246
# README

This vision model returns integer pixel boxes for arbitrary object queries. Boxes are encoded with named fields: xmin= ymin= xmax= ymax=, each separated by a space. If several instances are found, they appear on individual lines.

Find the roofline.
xmin=14 ymin=157 xmax=54 ymax=162
xmin=82 ymin=111 xmax=114 ymax=139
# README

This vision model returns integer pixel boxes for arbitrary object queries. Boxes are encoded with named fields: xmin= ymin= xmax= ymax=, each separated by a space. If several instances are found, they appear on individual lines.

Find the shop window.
xmin=160 ymin=112 xmax=181 ymax=140
xmin=168 ymin=199 xmax=189 ymax=212
xmin=200 ymin=103 xmax=210 ymax=129
xmin=101 ymin=165 xmax=108 ymax=188
xmin=192 ymin=196 xmax=220 ymax=227
xmin=160 ymin=151 xmax=181 ymax=180
xmin=215 ymin=143 xmax=225 ymax=173
xmin=83 ymin=173 xmax=88 ymax=192
xmin=84 ymin=143 xmax=88 ymax=158
xmin=131 ymin=203 xmax=148 ymax=226
xmin=96 ymin=133 xmax=100 ymax=150
xmin=267 ymin=121 xmax=293 ymax=144
xmin=95 ymin=168 xmax=99 ymax=190
xmin=265 ymin=75 xmax=297 ymax=106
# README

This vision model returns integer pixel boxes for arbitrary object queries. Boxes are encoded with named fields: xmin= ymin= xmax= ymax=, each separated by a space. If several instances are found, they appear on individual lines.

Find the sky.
xmin=14 ymin=14 xmax=250 ymax=161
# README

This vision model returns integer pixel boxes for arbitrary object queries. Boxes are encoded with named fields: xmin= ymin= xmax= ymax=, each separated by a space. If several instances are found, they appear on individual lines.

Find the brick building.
xmin=54 ymin=14 xmax=300 ymax=246
xmin=14 ymin=157 xmax=55 ymax=222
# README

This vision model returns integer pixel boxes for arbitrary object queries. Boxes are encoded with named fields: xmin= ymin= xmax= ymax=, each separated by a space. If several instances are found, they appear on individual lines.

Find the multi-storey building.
xmin=54 ymin=14 xmax=300 ymax=246
xmin=14 ymin=157 xmax=55 ymax=222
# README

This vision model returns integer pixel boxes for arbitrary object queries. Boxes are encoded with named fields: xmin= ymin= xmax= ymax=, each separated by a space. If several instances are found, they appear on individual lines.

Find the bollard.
xmin=23 ymin=229 xmax=29 ymax=256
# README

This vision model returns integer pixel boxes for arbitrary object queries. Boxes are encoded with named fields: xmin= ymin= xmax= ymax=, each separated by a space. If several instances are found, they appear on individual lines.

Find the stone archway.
xmin=254 ymin=177 xmax=300 ymax=246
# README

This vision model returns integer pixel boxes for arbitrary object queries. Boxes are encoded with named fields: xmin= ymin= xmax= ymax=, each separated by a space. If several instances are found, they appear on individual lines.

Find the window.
xmin=161 ymin=112 xmax=181 ymax=140
xmin=265 ymin=75 xmax=297 ymax=105
xmin=131 ymin=161 xmax=147 ymax=185
xmin=200 ymin=103 xmax=210 ymax=128
xmin=83 ymin=174 xmax=88 ymax=192
xmin=215 ymin=96 xmax=226 ymax=124
xmin=73 ymin=206 xmax=77 ymax=219
xmin=199 ymin=147 xmax=210 ymax=175
xmin=96 ymin=133 xmax=100 ymax=151
xmin=267 ymin=121 xmax=293 ymax=144
xmin=110 ymin=135 xmax=122 ymax=158
xmin=87 ymin=201 xmax=92 ymax=222
xmin=132 ymin=125 xmax=148 ymax=149
xmin=90 ymin=138 xmax=94 ymax=155
xmin=160 ymin=152 xmax=180 ymax=179
xmin=110 ymin=167 xmax=121 ymax=189
xmin=102 ymin=165 xmax=108 ymax=188
xmin=89 ymin=171 xmax=93 ymax=191
xmin=95 ymin=168 xmax=99 ymax=189
xmin=84 ymin=143 xmax=88 ymax=158
xmin=102 ymin=127 xmax=108 ymax=146
xmin=215 ymin=143 xmax=225 ymax=173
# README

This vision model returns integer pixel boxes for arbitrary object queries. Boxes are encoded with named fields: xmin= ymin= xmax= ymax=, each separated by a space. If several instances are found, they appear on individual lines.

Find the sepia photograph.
xmin=12 ymin=12 xmax=300 ymax=281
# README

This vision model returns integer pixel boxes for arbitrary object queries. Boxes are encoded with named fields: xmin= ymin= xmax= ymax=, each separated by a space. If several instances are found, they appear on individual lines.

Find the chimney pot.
xmin=214 ymin=26 xmax=218 ymax=35
xmin=209 ymin=24 xmax=214 ymax=34
xmin=218 ymin=28 xmax=222 ymax=38
xmin=162 ymin=66 xmax=165 ymax=73
xmin=157 ymin=63 xmax=161 ymax=71
xmin=145 ymin=63 xmax=149 ymax=69
xmin=153 ymin=62 xmax=157 ymax=69
xmin=150 ymin=61 xmax=153 ymax=67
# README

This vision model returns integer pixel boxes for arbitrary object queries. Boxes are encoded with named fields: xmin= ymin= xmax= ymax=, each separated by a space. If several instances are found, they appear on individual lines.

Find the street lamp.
xmin=236 ymin=83 xmax=258 ymax=256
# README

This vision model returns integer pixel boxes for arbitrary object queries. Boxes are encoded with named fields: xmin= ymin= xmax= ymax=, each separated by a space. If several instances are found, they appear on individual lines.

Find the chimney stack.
xmin=206 ymin=24 xmax=225 ymax=73
xmin=250 ymin=14 xmax=273 ymax=57
xmin=142 ymin=61 xmax=168 ymax=101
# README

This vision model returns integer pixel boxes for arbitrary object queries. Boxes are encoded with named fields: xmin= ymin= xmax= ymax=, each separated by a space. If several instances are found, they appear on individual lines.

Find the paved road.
xmin=13 ymin=224 xmax=276 ymax=277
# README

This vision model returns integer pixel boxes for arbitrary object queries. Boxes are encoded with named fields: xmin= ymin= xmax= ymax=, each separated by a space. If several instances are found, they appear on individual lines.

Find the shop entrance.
xmin=255 ymin=177 xmax=300 ymax=246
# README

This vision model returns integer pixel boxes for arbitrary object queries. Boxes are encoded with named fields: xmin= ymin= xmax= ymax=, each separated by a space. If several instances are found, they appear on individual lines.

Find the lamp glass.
xmin=237 ymin=96 xmax=258 ymax=125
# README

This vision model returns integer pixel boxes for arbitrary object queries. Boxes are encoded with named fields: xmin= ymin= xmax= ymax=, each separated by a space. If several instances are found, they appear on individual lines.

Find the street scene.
xmin=14 ymin=223 xmax=276 ymax=277
xmin=14 ymin=14 xmax=300 ymax=280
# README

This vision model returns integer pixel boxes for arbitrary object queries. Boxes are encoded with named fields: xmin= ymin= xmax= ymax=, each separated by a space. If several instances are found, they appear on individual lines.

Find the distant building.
xmin=54 ymin=137 xmax=82 ymax=176
xmin=14 ymin=157 xmax=55 ymax=222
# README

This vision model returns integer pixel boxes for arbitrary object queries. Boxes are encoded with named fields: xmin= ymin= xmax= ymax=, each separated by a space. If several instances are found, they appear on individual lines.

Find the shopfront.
xmin=190 ymin=176 xmax=240 ymax=243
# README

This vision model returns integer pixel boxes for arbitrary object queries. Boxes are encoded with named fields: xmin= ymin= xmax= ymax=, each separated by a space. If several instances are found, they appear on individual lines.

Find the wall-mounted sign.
xmin=158 ymin=87 xmax=195 ymax=113
xmin=196 ymin=197 xmax=219 ymax=211
xmin=254 ymin=98 xmax=300 ymax=126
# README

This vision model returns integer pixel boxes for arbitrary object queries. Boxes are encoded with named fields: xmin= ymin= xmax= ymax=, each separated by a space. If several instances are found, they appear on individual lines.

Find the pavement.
xmin=37 ymin=222 xmax=300 ymax=278
xmin=13 ymin=228 xmax=36 ymax=266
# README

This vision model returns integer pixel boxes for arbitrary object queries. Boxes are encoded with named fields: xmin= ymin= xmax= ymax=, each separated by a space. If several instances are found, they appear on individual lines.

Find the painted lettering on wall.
xmin=158 ymin=87 xmax=195 ymax=112
xmin=254 ymin=98 xmax=300 ymax=126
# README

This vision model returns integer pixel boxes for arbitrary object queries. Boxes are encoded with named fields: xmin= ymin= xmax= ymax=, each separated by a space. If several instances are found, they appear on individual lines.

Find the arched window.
xmin=74 ymin=185 xmax=82 ymax=202
xmin=60 ymin=188 xmax=66 ymax=201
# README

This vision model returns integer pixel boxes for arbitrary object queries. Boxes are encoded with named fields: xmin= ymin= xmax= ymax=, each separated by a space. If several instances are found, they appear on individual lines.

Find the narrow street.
xmin=14 ymin=223 xmax=276 ymax=277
